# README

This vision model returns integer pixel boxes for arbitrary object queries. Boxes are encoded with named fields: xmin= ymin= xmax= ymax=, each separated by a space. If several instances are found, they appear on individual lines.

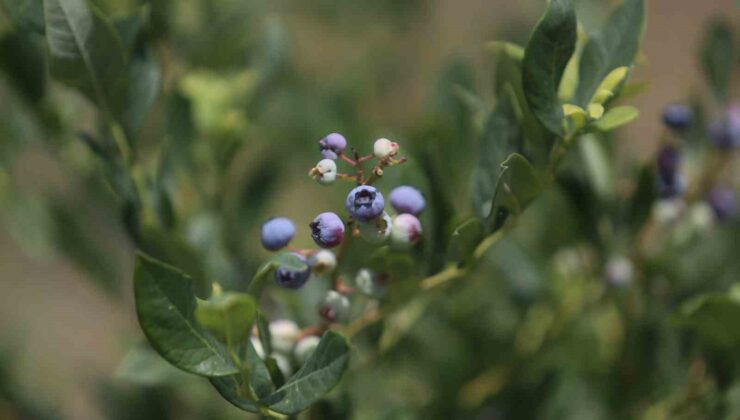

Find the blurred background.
xmin=0 ymin=0 xmax=738 ymax=418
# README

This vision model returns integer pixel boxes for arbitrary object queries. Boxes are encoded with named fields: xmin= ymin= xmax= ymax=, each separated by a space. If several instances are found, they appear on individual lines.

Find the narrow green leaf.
xmin=590 ymin=106 xmax=639 ymax=131
xmin=259 ymin=331 xmax=350 ymax=415
xmin=134 ymin=253 xmax=238 ymax=377
xmin=522 ymin=0 xmax=577 ymax=136
xmin=574 ymin=0 xmax=645 ymax=106
xmin=196 ymin=292 xmax=257 ymax=345
xmin=701 ymin=20 xmax=734 ymax=102
xmin=43 ymin=0 xmax=127 ymax=116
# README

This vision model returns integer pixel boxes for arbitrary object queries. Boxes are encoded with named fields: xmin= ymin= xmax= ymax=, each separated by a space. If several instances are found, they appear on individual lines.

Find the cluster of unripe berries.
xmin=657 ymin=103 xmax=738 ymax=221
xmin=260 ymin=133 xmax=425 ymax=296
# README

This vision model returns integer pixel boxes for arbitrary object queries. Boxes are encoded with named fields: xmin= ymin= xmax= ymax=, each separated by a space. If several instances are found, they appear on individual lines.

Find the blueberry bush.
xmin=1 ymin=0 xmax=739 ymax=418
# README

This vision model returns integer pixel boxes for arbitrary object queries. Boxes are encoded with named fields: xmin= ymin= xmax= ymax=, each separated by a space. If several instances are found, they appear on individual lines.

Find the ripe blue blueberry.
xmin=274 ymin=253 xmax=312 ymax=289
xmin=310 ymin=212 xmax=345 ymax=248
xmin=656 ymin=173 xmax=686 ymax=199
xmin=390 ymin=213 xmax=422 ymax=248
xmin=662 ymin=103 xmax=692 ymax=130
xmin=707 ymin=185 xmax=738 ymax=220
xmin=389 ymin=185 xmax=425 ymax=215
xmin=260 ymin=217 xmax=295 ymax=251
xmin=319 ymin=133 xmax=347 ymax=160
xmin=709 ymin=105 xmax=740 ymax=150
xmin=346 ymin=186 xmax=385 ymax=221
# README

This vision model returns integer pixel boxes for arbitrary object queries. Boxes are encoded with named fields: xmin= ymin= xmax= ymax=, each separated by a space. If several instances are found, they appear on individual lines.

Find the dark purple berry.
xmin=310 ymin=212 xmax=345 ymax=248
xmin=346 ymin=186 xmax=385 ymax=221
xmin=274 ymin=253 xmax=311 ymax=289
xmin=662 ymin=103 xmax=692 ymax=130
xmin=261 ymin=217 xmax=295 ymax=251
xmin=389 ymin=186 xmax=425 ymax=215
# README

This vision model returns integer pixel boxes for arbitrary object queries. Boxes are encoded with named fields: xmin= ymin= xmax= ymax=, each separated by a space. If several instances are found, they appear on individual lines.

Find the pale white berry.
xmin=312 ymin=159 xmax=337 ymax=185
xmin=293 ymin=335 xmax=321 ymax=364
xmin=358 ymin=212 xmax=392 ymax=244
xmin=373 ymin=138 xmax=399 ymax=159
xmin=308 ymin=249 xmax=337 ymax=275
xmin=269 ymin=319 xmax=300 ymax=354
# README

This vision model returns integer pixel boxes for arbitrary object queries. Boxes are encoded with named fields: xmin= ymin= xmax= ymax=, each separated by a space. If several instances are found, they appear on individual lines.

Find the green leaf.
xmin=590 ymin=106 xmax=639 ymax=131
xmin=209 ymin=339 xmax=275 ymax=413
xmin=674 ymin=286 xmax=740 ymax=348
xmin=134 ymin=253 xmax=239 ymax=377
xmin=43 ymin=0 xmax=127 ymax=117
xmin=247 ymin=252 xmax=308 ymax=296
xmin=471 ymin=102 xmax=520 ymax=220
xmin=579 ymin=135 xmax=614 ymax=201
xmin=522 ymin=0 xmax=577 ymax=136
xmin=121 ymin=50 xmax=160 ymax=137
xmin=210 ymin=375 xmax=259 ymax=413
xmin=447 ymin=218 xmax=484 ymax=262
xmin=701 ymin=19 xmax=734 ymax=102
xmin=195 ymin=292 xmax=257 ymax=345
xmin=573 ymin=0 xmax=645 ymax=106
xmin=485 ymin=153 xmax=543 ymax=231
xmin=2 ymin=0 xmax=45 ymax=35
xmin=259 ymin=331 xmax=350 ymax=415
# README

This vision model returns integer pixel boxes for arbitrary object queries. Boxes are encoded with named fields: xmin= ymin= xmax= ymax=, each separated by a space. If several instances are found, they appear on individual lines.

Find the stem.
xmin=338 ymin=152 xmax=357 ymax=167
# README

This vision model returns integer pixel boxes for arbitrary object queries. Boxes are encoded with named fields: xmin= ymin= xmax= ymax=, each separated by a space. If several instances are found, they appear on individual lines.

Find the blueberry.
xmin=318 ymin=290 xmax=351 ymax=323
xmin=310 ymin=212 xmax=345 ymax=248
xmin=656 ymin=144 xmax=680 ymax=180
xmin=707 ymin=185 xmax=738 ymax=220
xmin=656 ymin=173 xmax=687 ymax=199
xmin=373 ymin=138 xmax=398 ymax=159
xmin=604 ymin=256 xmax=634 ymax=288
xmin=319 ymin=133 xmax=347 ymax=160
xmin=346 ymin=186 xmax=385 ymax=221
xmin=260 ymin=217 xmax=295 ymax=251
xmin=662 ymin=103 xmax=692 ymax=130
xmin=390 ymin=213 xmax=422 ymax=248
xmin=709 ymin=105 xmax=740 ymax=149
xmin=355 ymin=268 xmax=387 ymax=298
xmin=389 ymin=185 xmax=425 ymax=215
xmin=358 ymin=211 xmax=392 ymax=244
xmin=274 ymin=254 xmax=312 ymax=289
xmin=311 ymin=159 xmax=337 ymax=186
xmin=308 ymin=249 xmax=337 ymax=275
xmin=293 ymin=335 xmax=321 ymax=364
xmin=269 ymin=319 xmax=300 ymax=354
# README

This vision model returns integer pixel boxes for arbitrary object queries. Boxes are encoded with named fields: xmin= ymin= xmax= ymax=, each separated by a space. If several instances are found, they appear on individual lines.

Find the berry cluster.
xmin=656 ymin=103 xmax=738 ymax=221
xmin=257 ymin=133 xmax=425 ymax=339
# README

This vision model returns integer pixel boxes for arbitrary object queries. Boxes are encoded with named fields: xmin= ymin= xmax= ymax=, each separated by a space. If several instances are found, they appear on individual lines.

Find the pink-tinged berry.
xmin=310 ymin=212 xmax=345 ymax=248
xmin=390 ymin=213 xmax=422 ymax=248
